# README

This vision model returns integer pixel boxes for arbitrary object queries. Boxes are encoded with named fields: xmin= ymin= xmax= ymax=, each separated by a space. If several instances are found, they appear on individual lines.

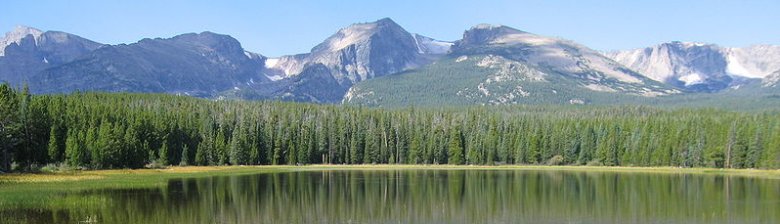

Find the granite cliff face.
xmin=266 ymin=18 xmax=442 ymax=83
xmin=259 ymin=18 xmax=450 ymax=102
xmin=607 ymin=42 xmax=780 ymax=92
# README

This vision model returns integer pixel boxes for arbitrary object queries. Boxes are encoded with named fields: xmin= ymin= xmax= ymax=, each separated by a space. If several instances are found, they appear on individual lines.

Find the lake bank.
xmin=2 ymin=165 xmax=779 ymax=184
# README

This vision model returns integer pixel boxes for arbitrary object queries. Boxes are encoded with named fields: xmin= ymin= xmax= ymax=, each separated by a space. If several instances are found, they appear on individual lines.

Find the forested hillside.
xmin=1 ymin=83 xmax=778 ymax=171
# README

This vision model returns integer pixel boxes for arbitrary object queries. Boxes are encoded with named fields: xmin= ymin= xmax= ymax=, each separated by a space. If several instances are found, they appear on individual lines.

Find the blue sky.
xmin=3 ymin=0 xmax=779 ymax=57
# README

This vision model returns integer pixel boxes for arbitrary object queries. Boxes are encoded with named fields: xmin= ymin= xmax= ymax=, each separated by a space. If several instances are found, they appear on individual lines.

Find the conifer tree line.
xmin=1 ymin=83 xmax=779 ymax=171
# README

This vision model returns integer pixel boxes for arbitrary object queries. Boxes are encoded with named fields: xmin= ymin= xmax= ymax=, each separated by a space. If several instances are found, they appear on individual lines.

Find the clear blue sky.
xmin=3 ymin=0 xmax=779 ymax=57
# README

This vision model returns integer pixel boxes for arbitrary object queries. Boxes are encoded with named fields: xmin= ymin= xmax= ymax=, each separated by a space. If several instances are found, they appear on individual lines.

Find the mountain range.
xmin=1 ymin=18 xmax=778 ymax=107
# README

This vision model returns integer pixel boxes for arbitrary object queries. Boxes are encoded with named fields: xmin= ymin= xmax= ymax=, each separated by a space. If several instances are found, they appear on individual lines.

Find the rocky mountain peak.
xmin=311 ymin=18 xmax=408 ymax=53
xmin=269 ymin=17 xmax=426 ymax=84
xmin=457 ymin=24 xmax=529 ymax=46
xmin=167 ymin=31 xmax=254 ymax=58
xmin=1 ymin=25 xmax=44 ymax=56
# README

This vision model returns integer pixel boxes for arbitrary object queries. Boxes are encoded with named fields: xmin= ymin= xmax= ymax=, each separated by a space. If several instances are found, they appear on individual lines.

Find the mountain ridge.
xmin=1 ymin=20 xmax=779 ymax=107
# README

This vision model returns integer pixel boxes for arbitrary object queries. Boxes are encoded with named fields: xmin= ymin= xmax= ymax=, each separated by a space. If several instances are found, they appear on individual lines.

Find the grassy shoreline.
xmin=2 ymin=165 xmax=779 ymax=184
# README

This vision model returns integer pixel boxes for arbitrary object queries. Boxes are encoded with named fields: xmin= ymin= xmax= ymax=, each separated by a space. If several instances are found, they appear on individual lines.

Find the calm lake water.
xmin=2 ymin=169 xmax=779 ymax=223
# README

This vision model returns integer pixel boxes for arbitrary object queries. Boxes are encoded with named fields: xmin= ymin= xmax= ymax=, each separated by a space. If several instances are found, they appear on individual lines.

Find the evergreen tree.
xmin=124 ymin=123 xmax=144 ymax=168
xmin=409 ymin=129 xmax=421 ymax=164
xmin=159 ymin=136 xmax=170 ymax=166
xmin=47 ymin=125 xmax=61 ymax=163
xmin=195 ymin=117 xmax=215 ymax=165
xmin=746 ymin=129 xmax=763 ymax=168
xmin=64 ymin=130 xmax=84 ymax=167
xmin=0 ymin=84 xmax=19 ymax=171
xmin=448 ymin=127 xmax=464 ymax=165
xmin=230 ymin=123 xmax=249 ymax=165
xmin=215 ymin=126 xmax=228 ymax=165
xmin=180 ymin=144 xmax=190 ymax=166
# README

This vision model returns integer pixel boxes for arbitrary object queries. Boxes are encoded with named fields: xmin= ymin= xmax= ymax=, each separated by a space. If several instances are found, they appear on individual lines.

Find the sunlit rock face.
xmin=607 ymin=42 xmax=780 ymax=92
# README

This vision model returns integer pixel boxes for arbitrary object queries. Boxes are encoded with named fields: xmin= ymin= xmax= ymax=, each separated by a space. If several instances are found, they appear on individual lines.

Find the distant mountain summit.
xmin=0 ymin=26 xmax=44 ymax=56
xmin=257 ymin=18 xmax=450 ymax=102
xmin=266 ymin=18 xmax=443 ymax=83
xmin=32 ymin=31 xmax=269 ymax=96
xmin=0 ymin=26 xmax=103 ymax=84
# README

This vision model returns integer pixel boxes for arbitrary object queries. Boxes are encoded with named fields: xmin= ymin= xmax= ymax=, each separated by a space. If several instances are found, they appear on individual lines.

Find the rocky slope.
xmin=31 ymin=32 xmax=269 ymax=96
xmin=762 ymin=70 xmax=780 ymax=88
xmin=345 ymin=24 xmax=679 ymax=106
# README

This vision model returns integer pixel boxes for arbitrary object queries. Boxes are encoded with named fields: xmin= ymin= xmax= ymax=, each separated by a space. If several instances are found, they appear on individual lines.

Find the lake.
xmin=1 ymin=168 xmax=779 ymax=223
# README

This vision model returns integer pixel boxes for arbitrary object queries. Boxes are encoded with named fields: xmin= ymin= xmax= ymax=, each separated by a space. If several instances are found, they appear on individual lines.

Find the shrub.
xmin=547 ymin=155 xmax=565 ymax=166
xmin=145 ymin=161 xmax=167 ymax=169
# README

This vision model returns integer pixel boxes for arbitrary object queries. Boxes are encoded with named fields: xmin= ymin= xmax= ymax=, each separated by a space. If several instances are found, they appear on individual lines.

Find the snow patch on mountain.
xmin=264 ymin=55 xmax=307 ymax=77
xmin=413 ymin=34 xmax=452 ymax=54
xmin=678 ymin=73 xmax=705 ymax=86
xmin=725 ymin=53 xmax=753 ymax=78
xmin=0 ymin=26 xmax=43 ymax=56
xmin=723 ymin=45 xmax=780 ymax=78
xmin=264 ymin=58 xmax=279 ymax=68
